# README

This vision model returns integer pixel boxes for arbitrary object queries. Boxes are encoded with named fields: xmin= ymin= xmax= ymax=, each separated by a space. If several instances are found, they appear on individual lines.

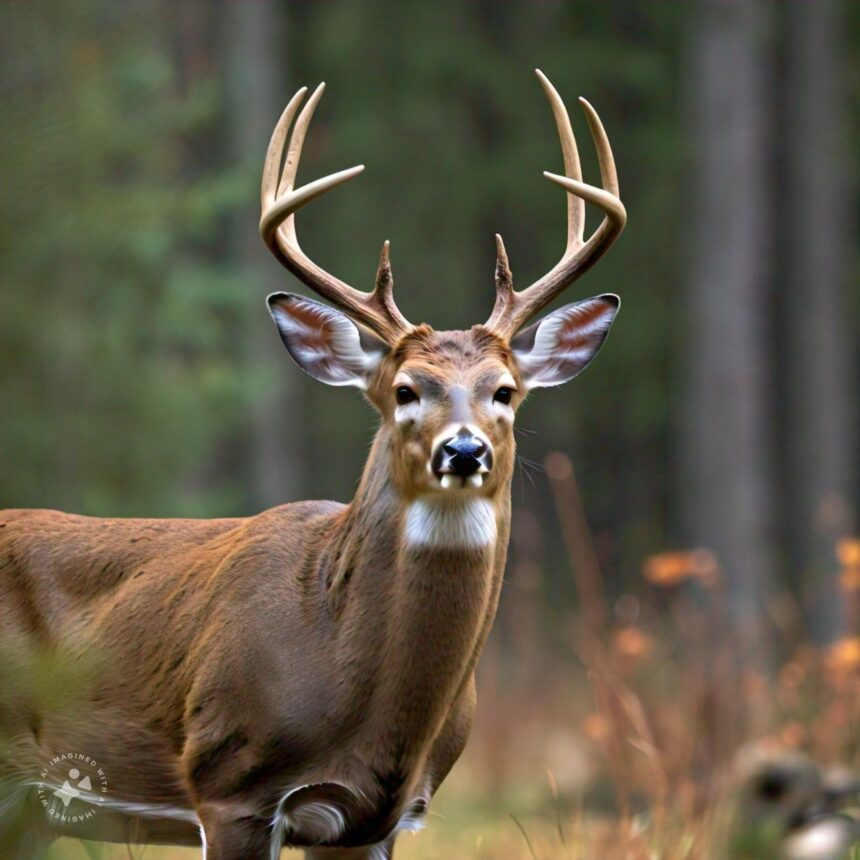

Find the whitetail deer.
xmin=0 ymin=70 xmax=625 ymax=859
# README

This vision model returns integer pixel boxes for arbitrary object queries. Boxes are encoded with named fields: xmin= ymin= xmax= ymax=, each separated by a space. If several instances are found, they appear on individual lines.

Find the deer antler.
xmin=260 ymin=84 xmax=412 ymax=344
xmin=486 ymin=70 xmax=627 ymax=338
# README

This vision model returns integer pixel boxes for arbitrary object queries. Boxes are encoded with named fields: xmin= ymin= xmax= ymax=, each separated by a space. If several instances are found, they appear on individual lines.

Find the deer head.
xmin=261 ymin=70 xmax=626 ymax=502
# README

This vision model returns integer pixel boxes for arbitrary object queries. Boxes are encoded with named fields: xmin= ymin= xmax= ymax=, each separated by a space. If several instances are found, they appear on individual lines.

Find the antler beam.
xmin=260 ymin=84 xmax=412 ymax=344
xmin=486 ymin=70 xmax=627 ymax=338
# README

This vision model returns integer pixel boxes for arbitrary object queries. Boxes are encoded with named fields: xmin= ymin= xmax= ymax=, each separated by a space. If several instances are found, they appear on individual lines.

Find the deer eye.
xmin=395 ymin=386 xmax=418 ymax=405
xmin=494 ymin=387 xmax=514 ymax=405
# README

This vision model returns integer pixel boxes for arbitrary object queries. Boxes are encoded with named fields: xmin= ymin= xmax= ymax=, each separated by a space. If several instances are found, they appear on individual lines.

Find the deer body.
xmin=1 ymin=427 xmax=507 ymax=854
xmin=0 ymin=71 xmax=625 ymax=859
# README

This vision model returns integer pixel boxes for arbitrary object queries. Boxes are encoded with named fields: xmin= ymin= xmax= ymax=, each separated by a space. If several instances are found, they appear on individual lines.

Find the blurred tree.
xmin=679 ymin=0 xmax=777 ymax=653
xmin=221 ymin=0 xmax=307 ymax=507
xmin=781 ymin=0 xmax=857 ymax=643
xmin=0 ymin=1 xmax=248 ymax=517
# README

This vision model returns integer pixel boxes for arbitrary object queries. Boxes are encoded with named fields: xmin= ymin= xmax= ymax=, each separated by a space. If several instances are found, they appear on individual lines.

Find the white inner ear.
xmin=512 ymin=298 xmax=618 ymax=389
xmin=271 ymin=299 xmax=386 ymax=389
xmin=320 ymin=311 xmax=383 ymax=387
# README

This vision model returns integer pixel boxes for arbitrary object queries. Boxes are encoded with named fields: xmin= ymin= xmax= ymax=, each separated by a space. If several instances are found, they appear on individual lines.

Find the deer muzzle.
xmin=431 ymin=429 xmax=493 ymax=490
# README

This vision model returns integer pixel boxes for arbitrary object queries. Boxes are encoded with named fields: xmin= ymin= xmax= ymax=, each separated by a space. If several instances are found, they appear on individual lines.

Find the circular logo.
xmin=37 ymin=752 xmax=109 ymax=825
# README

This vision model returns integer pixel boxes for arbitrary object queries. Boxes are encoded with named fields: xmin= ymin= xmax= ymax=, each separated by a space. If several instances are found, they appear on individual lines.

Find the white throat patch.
xmin=404 ymin=497 xmax=497 ymax=549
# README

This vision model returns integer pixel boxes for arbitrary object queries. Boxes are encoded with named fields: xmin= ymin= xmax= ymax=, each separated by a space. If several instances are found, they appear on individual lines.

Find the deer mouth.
xmin=430 ymin=438 xmax=492 ymax=491
xmin=434 ymin=472 xmax=486 ymax=491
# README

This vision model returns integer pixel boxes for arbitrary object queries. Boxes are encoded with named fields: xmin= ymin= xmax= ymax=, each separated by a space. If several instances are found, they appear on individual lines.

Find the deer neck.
xmin=322 ymin=426 xmax=510 ymax=758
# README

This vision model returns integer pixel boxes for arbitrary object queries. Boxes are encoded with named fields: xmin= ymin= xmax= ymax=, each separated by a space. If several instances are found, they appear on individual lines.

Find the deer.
xmin=0 ymin=70 xmax=625 ymax=860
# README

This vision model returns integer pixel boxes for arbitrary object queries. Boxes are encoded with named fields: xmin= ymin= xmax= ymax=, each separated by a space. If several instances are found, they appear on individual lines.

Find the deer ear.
xmin=511 ymin=295 xmax=619 ymax=389
xmin=267 ymin=293 xmax=388 ymax=389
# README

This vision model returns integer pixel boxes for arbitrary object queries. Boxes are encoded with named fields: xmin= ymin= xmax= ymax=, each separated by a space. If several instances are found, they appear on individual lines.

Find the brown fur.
xmin=0 ymin=326 xmax=521 ymax=860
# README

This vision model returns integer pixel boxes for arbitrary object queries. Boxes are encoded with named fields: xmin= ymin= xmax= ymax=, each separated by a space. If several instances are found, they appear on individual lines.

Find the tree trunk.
xmin=679 ymin=0 xmax=777 ymax=656
xmin=782 ymin=0 xmax=856 ymax=642
xmin=223 ymin=0 xmax=306 ymax=509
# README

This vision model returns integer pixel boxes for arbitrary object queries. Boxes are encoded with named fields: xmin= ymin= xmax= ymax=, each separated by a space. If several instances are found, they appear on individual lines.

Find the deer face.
xmin=371 ymin=325 xmax=517 ymax=499
xmin=268 ymin=292 xmax=619 ymax=499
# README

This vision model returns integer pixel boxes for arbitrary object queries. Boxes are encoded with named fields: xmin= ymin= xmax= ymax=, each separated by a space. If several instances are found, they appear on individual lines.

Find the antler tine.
xmin=259 ymin=84 xmax=412 ymax=344
xmin=261 ymin=87 xmax=306 ymax=210
xmin=492 ymin=233 xmax=514 ymax=321
xmin=536 ymin=68 xmax=585 ymax=245
xmin=486 ymin=71 xmax=627 ymax=337
xmin=578 ymin=96 xmax=620 ymax=197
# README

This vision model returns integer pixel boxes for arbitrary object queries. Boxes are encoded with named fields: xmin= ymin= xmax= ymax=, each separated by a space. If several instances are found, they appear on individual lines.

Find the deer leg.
xmin=197 ymin=802 xmax=272 ymax=860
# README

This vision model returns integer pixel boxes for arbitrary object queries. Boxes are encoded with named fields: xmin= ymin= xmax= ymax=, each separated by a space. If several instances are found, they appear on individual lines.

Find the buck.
xmin=0 ymin=70 xmax=625 ymax=859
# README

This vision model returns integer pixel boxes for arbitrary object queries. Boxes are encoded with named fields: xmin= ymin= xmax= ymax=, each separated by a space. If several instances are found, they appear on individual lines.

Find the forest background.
xmin=1 ymin=1 xmax=858 ymax=857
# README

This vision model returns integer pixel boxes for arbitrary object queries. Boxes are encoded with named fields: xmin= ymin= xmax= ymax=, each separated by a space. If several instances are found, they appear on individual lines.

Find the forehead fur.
xmin=393 ymin=324 xmax=512 ymax=369
xmin=368 ymin=324 xmax=516 ymax=404
xmin=364 ymin=325 xmax=521 ymax=410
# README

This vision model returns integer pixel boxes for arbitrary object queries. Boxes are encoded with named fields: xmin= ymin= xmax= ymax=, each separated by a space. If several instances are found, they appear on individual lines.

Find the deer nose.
xmin=441 ymin=435 xmax=489 ymax=477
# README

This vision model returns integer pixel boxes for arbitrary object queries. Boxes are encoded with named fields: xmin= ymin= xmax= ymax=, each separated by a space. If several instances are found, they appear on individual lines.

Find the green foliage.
xmin=0 ymin=2 xmax=247 ymax=516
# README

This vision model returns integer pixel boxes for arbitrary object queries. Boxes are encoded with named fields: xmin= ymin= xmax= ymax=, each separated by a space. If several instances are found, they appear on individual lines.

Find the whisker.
xmin=516 ymin=454 xmax=540 ymax=492
xmin=517 ymin=455 xmax=545 ymax=473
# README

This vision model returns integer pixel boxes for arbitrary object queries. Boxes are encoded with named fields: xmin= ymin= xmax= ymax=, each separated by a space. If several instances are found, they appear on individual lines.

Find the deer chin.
xmin=403 ymin=495 xmax=497 ymax=549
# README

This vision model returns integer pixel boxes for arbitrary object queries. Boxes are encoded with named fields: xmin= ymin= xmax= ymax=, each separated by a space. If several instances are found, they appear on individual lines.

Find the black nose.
xmin=442 ymin=435 xmax=487 ymax=477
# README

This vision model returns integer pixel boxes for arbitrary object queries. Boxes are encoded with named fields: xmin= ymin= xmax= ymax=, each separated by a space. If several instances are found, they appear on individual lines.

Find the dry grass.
xmin=45 ymin=607 xmax=860 ymax=858
xmin=35 ymin=467 xmax=860 ymax=858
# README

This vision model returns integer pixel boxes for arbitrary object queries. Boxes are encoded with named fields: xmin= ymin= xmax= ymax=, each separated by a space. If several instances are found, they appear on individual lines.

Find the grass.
xmin=22 ymin=461 xmax=860 ymax=857
xmin=43 ymin=615 xmax=858 ymax=859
